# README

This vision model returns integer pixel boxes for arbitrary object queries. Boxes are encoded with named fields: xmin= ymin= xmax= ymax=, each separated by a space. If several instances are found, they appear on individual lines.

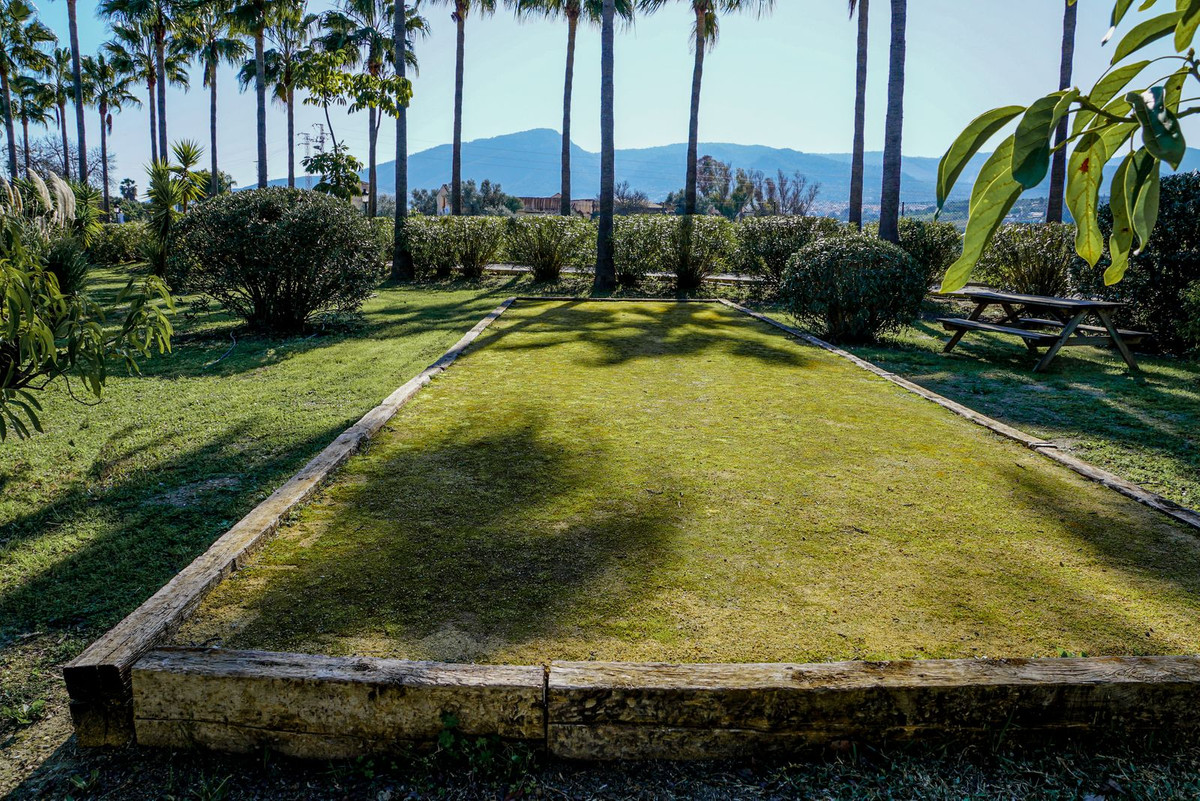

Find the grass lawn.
xmin=849 ymin=298 xmax=1200 ymax=511
xmin=175 ymin=300 xmax=1200 ymax=665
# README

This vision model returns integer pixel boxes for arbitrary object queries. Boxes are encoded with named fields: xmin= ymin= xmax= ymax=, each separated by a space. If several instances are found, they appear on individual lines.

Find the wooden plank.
xmin=546 ymin=658 xmax=1200 ymax=760
xmin=63 ymin=300 xmax=517 ymax=746
xmin=132 ymin=648 xmax=544 ymax=758
xmin=936 ymin=318 xmax=1060 ymax=342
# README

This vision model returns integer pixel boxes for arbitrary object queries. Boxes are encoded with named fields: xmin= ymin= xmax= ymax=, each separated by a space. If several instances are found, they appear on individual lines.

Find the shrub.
xmin=45 ymin=236 xmax=91 ymax=295
xmin=670 ymin=215 xmax=737 ymax=290
xmin=1073 ymin=172 xmax=1200 ymax=354
xmin=406 ymin=216 xmax=458 ymax=279
xmin=506 ymin=217 xmax=595 ymax=281
xmin=449 ymin=217 xmax=506 ymax=280
xmin=734 ymin=216 xmax=843 ymax=282
xmin=370 ymin=217 xmax=394 ymax=265
xmin=896 ymin=218 xmax=961 ymax=287
xmin=781 ymin=234 xmax=926 ymax=344
xmin=1181 ymin=281 xmax=1200 ymax=355
xmin=975 ymin=223 xmax=1079 ymax=297
xmin=87 ymin=221 xmax=149 ymax=266
xmin=613 ymin=216 xmax=669 ymax=287
xmin=170 ymin=188 xmax=383 ymax=333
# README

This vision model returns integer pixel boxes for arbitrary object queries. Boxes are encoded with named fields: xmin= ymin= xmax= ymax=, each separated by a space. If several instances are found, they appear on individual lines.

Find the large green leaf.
xmin=941 ymin=137 xmax=1024 ymax=293
xmin=1176 ymin=0 xmax=1200 ymax=49
xmin=1127 ymin=86 xmax=1187 ymax=168
xmin=1066 ymin=123 xmax=1133 ymax=267
xmin=1165 ymin=65 xmax=1188 ymax=110
xmin=1110 ymin=11 xmax=1182 ymax=63
xmin=1012 ymin=90 xmax=1079 ymax=188
xmin=1072 ymin=60 xmax=1149 ymax=135
xmin=1127 ymin=147 xmax=1161 ymax=252
xmin=936 ymin=105 xmax=1025 ymax=213
xmin=1106 ymin=153 xmax=1136 ymax=285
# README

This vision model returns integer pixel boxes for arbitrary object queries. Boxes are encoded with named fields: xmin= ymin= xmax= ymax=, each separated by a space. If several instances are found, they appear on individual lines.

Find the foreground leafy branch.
xmin=937 ymin=0 xmax=1198 ymax=292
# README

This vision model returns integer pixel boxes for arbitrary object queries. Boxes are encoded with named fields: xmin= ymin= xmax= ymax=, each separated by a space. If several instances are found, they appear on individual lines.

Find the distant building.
xmin=518 ymin=194 xmax=597 ymax=217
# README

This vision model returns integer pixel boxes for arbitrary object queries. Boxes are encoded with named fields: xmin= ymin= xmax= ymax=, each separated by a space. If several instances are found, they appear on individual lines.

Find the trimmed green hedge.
xmin=734 ymin=216 xmax=844 ymax=283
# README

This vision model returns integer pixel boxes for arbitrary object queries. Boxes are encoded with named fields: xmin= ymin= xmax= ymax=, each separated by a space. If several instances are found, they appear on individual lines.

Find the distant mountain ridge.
xmin=271 ymin=128 xmax=1200 ymax=205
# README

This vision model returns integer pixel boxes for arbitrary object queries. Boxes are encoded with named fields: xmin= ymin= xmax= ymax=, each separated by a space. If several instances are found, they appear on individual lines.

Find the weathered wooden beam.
xmin=547 ymin=657 xmax=1200 ymax=760
xmin=63 ymin=301 xmax=516 ymax=746
xmin=133 ymin=648 xmax=545 ymax=759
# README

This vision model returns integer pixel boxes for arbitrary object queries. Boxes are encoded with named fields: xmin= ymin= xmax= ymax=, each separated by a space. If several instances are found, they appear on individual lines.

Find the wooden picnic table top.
xmin=950 ymin=289 xmax=1123 ymax=309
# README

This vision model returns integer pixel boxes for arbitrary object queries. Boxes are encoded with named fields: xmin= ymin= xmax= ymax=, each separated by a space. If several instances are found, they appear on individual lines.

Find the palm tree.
xmin=177 ymin=0 xmax=248 ymax=196
xmin=877 ymin=0 xmax=905 ymax=244
xmin=594 ymin=0 xmax=615 ymax=290
xmin=847 ymin=0 xmax=867 ymax=229
xmin=45 ymin=47 xmax=74 ymax=177
xmin=1045 ymin=0 xmax=1076 ymax=224
xmin=12 ymin=74 xmax=52 ymax=177
xmin=61 ymin=0 xmax=87 ymax=181
xmin=239 ymin=3 xmax=316 ymax=188
xmin=638 ymin=0 xmax=774 ymax=216
xmin=82 ymin=52 xmax=140 ymax=215
xmin=0 ymin=0 xmax=54 ymax=179
xmin=105 ymin=18 xmax=189 ymax=164
xmin=228 ymin=0 xmax=287 ymax=188
xmin=429 ymin=0 xmax=496 ymax=215
xmin=392 ymin=0 xmax=411 ymax=278
xmin=509 ymin=0 xmax=633 ymax=217
xmin=321 ymin=0 xmax=425 ymax=216
xmin=99 ymin=0 xmax=179 ymax=162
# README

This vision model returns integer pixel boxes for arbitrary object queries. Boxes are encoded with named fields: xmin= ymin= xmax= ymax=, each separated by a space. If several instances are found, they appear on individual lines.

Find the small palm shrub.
xmin=88 ymin=222 xmax=149 ymax=265
xmin=671 ymin=215 xmax=737 ymax=290
xmin=782 ymin=234 xmax=926 ymax=344
xmin=974 ymin=223 xmax=1078 ymax=297
xmin=406 ymin=216 xmax=458 ymax=279
xmin=896 ymin=218 xmax=962 ymax=287
xmin=450 ymin=217 xmax=506 ymax=280
xmin=170 ymin=188 xmax=384 ymax=333
xmin=734 ymin=216 xmax=844 ymax=283
xmin=506 ymin=217 xmax=595 ymax=281
xmin=45 ymin=236 xmax=91 ymax=295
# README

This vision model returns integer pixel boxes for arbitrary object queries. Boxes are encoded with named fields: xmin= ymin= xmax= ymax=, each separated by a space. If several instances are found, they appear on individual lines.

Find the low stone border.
xmin=65 ymin=297 xmax=1200 ymax=759
xmin=63 ymin=300 xmax=517 ymax=746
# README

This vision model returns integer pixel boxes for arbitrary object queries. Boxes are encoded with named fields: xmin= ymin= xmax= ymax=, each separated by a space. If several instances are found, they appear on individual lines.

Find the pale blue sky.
xmin=27 ymin=0 xmax=1200 ymax=190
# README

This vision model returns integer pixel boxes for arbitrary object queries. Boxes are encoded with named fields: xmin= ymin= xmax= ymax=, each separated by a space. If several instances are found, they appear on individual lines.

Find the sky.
xmin=24 ymin=0 xmax=1200 ymax=192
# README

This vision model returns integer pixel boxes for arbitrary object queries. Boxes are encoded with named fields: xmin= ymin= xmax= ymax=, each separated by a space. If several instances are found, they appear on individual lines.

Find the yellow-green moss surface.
xmin=175 ymin=301 xmax=1200 ymax=664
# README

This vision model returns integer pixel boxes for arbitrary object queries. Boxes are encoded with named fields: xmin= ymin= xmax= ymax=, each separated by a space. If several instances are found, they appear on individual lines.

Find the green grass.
xmin=848 ymin=298 xmax=1200 ymax=510
xmin=176 ymin=300 xmax=1200 ymax=665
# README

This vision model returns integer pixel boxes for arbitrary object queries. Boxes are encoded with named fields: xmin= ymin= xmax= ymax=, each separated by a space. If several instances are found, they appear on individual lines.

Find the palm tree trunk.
xmin=287 ymin=85 xmax=295 ymax=188
xmin=451 ymin=3 xmax=466 ymax=215
xmin=209 ymin=61 xmax=219 ymax=196
xmin=21 ymin=116 xmax=31 ymax=178
xmin=594 ymin=0 xmax=616 ymax=292
xmin=684 ymin=6 xmax=706 ymax=216
xmin=878 ymin=0 xmax=906 ymax=244
xmin=255 ymin=27 xmax=267 ymax=188
xmin=1046 ymin=0 xmax=1077 ymax=224
xmin=67 ymin=0 xmax=87 ymax=181
xmin=59 ymin=99 xmax=70 ymax=178
xmin=848 ymin=0 xmax=869 ymax=230
xmin=99 ymin=103 xmax=110 ymax=216
xmin=147 ymin=77 xmax=158 ymax=163
xmin=560 ymin=12 xmax=578 ymax=217
xmin=0 ymin=64 xmax=16 ymax=179
xmin=155 ymin=22 xmax=168 ymax=160
xmin=392 ymin=0 xmax=414 ymax=280
xmin=368 ymin=105 xmax=377 ymax=217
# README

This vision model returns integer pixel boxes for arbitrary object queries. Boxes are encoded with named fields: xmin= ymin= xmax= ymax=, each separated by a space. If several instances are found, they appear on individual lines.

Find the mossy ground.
xmin=177 ymin=300 xmax=1200 ymax=664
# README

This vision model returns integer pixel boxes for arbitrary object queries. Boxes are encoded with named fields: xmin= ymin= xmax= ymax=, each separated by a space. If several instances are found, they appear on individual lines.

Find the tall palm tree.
xmin=177 ymin=0 xmax=248 ymax=196
xmin=99 ymin=0 xmax=179 ymax=162
xmin=877 ymin=0 xmax=905 ymax=244
xmin=638 ymin=0 xmax=774 ymax=216
xmin=392 ymin=0 xmax=411 ymax=278
xmin=1046 ymin=0 xmax=1076 ymax=224
xmin=82 ymin=52 xmax=140 ymax=215
xmin=321 ymin=0 xmax=425 ymax=216
xmin=509 ymin=0 xmax=633 ymax=217
xmin=0 ymin=0 xmax=53 ymax=179
xmin=594 ymin=0 xmax=615 ymax=290
xmin=105 ymin=18 xmax=189 ymax=164
xmin=239 ymin=3 xmax=316 ymax=188
xmin=12 ymin=74 xmax=52 ymax=177
xmin=45 ymin=47 xmax=74 ymax=177
xmin=429 ymin=0 xmax=496 ymax=215
xmin=847 ymin=0 xmax=867 ymax=229
xmin=228 ymin=0 xmax=287 ymax=187
xmin=61 ymin=0 xmax=87 ymax=181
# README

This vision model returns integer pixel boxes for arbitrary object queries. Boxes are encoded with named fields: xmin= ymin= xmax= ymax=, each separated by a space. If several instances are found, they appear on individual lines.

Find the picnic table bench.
xmin=938 ymin=289 xmax=1150 ymax=373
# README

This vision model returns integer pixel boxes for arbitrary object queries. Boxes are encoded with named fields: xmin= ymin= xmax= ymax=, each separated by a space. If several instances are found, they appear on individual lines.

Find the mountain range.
xmin=275 ymin=128 xmax=1200 ymax=205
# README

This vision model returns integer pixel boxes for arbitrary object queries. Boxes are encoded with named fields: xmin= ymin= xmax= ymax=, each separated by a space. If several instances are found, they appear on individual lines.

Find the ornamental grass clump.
xmin=670 ymin=215 xmax=737 ymax=290
xmin=975 ymin=223 xmax=1079 ymax=297
xmin=782 ymin=234 xmax=926 ymax=344
xmin=449 ymin=217 xmax=506 ymax=280
xmin=506 ymin=217 xmax=595 ymax=282
xmin=170 ymin=188 xmax=383 ymax=334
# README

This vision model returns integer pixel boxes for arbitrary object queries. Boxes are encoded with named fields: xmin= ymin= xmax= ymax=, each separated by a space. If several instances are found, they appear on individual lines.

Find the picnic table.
xmin=938 ymin=289 xmax=1150 ymax=373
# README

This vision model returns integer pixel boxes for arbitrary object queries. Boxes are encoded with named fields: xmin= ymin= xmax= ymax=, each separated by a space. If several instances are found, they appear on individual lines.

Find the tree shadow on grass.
xmin=190 ymin=414 xmax=686 ymax=663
